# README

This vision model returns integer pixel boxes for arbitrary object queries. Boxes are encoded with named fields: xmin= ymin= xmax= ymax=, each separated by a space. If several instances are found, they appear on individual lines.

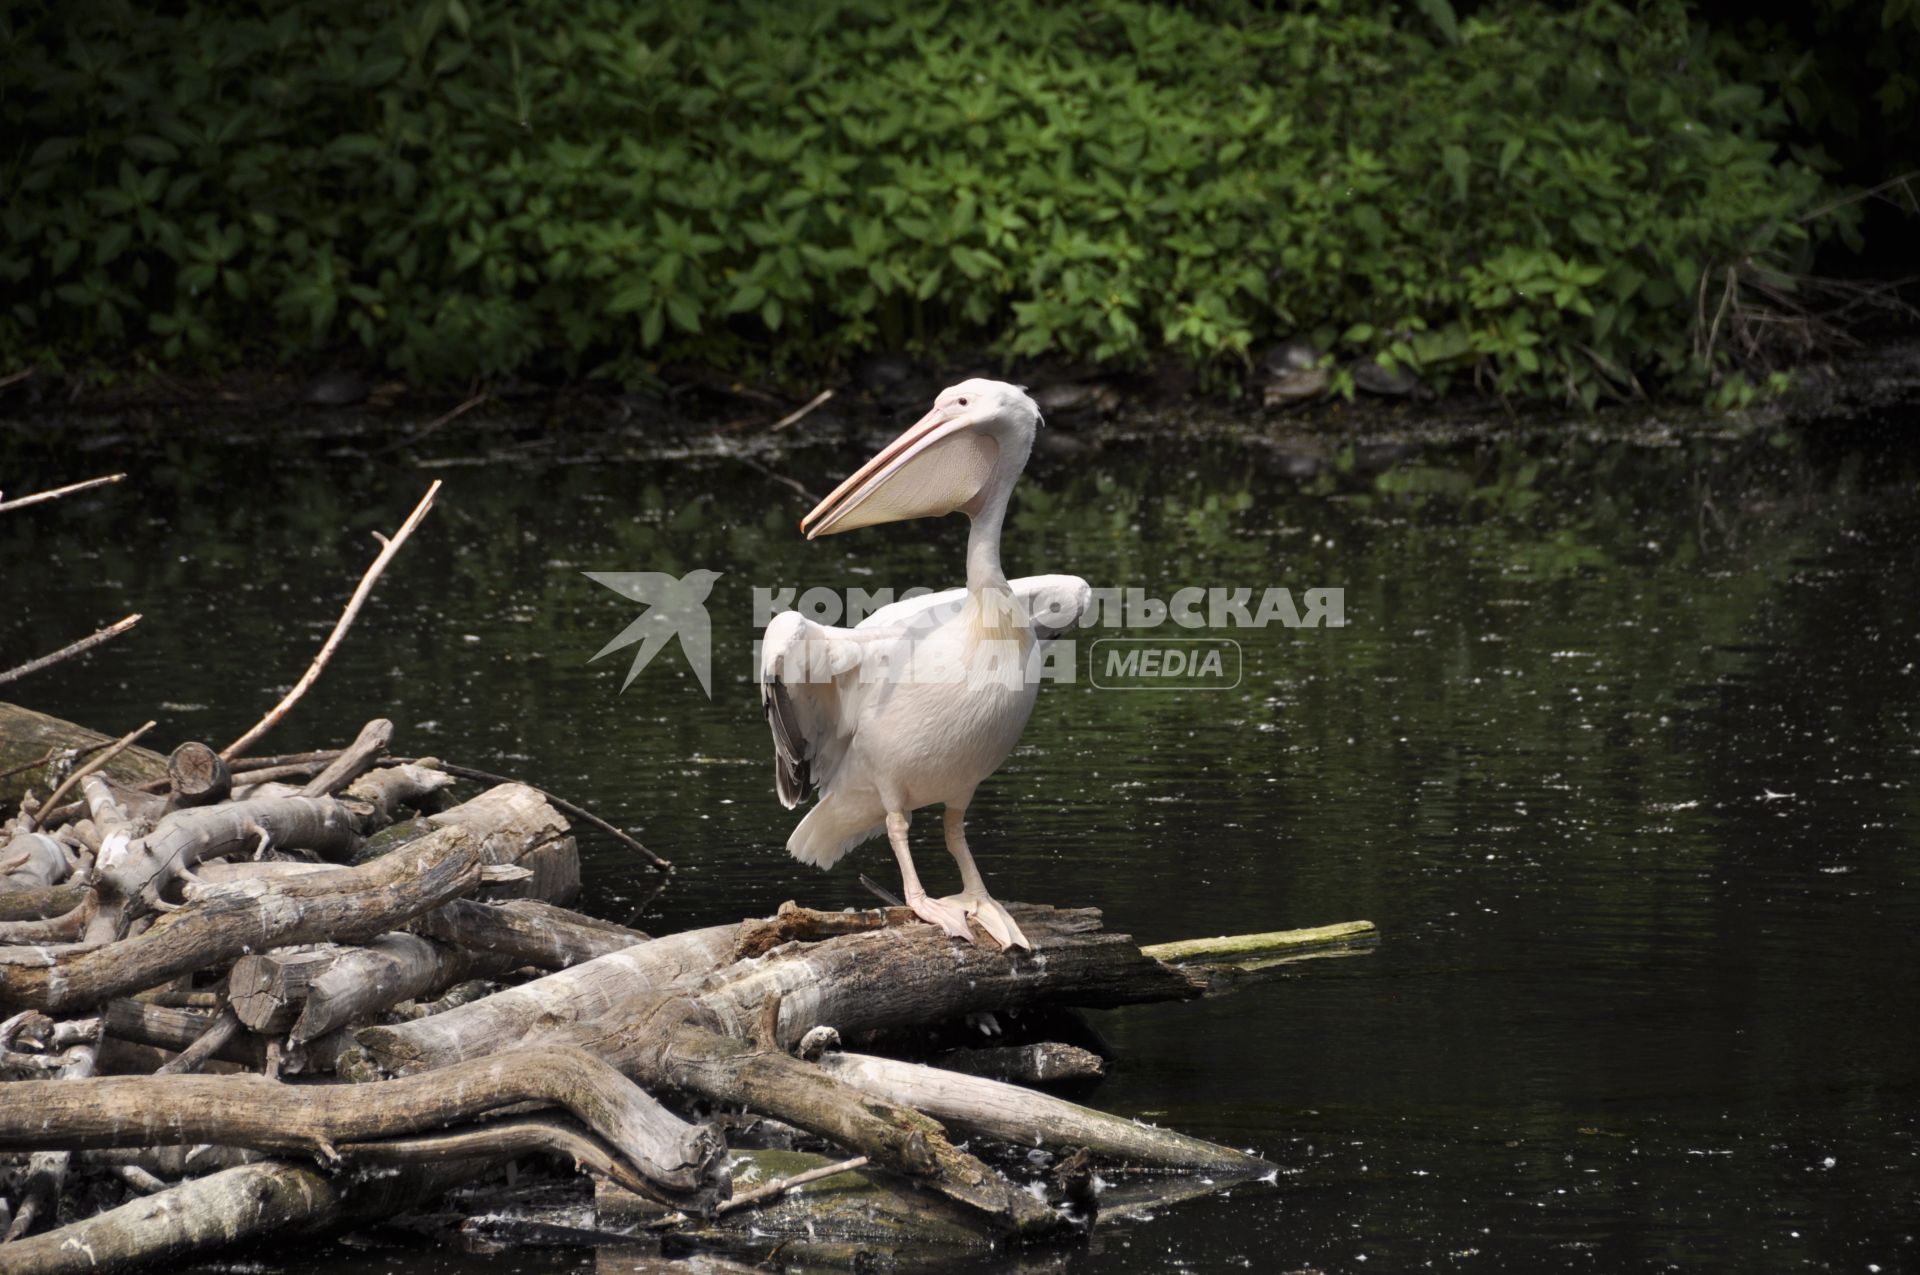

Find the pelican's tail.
xmin=787 ymin=796 xmax=884 ymax=870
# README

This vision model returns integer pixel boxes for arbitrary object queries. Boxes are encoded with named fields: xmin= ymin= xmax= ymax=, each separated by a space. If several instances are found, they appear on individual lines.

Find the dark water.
xmin=3 ymin=410 xmax=1917 ymax=1273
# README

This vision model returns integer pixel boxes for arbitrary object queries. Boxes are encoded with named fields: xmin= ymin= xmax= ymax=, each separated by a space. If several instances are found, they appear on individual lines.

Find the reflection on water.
xmin=2 ymin=415 xmax=1916 ymax=1272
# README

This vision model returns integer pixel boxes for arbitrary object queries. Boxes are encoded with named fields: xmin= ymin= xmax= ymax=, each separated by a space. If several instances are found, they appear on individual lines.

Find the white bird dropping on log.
xmin=760 ymin=379 xmax=1090 ymax=952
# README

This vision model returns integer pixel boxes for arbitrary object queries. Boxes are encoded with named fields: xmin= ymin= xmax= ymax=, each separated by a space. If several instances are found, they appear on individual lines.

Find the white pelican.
xmin=761 ymin=379 xmax=1090 ymax=950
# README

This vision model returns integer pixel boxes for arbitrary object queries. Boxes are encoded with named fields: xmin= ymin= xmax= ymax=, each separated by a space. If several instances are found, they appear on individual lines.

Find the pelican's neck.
xmin=966 ymin=482 xmax=1011 ymax=597
xmin=963 ymin=475 xmax=1029 ymax=647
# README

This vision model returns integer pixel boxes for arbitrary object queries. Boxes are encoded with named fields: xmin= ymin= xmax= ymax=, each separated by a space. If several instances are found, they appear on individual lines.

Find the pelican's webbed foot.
xmin=904 ymin=887 xmax=975 ymax=942
xmin=935 ymin=893 xmax=1032 ymax=952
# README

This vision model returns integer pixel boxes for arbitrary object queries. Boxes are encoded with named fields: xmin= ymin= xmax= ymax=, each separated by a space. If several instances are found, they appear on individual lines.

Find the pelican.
xmin=760 ymin=379 xmax=1089 ymax=950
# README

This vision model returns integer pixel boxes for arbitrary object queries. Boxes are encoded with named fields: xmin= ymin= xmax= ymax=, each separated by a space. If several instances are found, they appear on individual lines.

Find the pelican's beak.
xmin=801 ymin=401 xmax=1000 ymax=539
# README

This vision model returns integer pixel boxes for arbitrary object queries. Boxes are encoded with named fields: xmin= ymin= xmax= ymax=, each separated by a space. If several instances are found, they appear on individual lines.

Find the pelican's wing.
xmin=857 ymin=575 xmax=1090 ymax=641
xmin=759 ymin=610 xmax=901 ymax=808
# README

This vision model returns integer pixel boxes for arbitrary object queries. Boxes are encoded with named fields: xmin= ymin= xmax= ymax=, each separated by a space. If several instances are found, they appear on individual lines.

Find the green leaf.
xmin=1441 ymin=145 xmax=1470 ymax=202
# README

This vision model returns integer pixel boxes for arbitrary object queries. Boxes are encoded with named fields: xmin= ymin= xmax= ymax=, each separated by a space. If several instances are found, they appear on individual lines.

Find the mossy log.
xmin=0 ymin=701 xmax=169 ymax=807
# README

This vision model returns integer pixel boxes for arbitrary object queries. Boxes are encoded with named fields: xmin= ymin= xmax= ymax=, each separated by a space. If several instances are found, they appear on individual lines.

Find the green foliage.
xmin=0 ymin=0 xmax=1854 ymax=401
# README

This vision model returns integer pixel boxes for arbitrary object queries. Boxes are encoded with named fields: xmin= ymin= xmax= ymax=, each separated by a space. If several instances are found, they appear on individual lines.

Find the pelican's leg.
xmin=887 ymin=810 xmax=971 ymax=940
xmin=940 ymin=806 xmax=1032 ymax=951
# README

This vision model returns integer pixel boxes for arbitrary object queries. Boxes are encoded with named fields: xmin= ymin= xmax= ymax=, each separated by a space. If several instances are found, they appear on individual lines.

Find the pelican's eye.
xmin=957 ymin=397 xmax=968 ymax=406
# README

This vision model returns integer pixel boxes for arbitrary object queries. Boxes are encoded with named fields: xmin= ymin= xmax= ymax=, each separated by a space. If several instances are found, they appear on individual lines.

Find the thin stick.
xmin=375 ymin=391 xmax=490 ymax=457
xmin=0 ymin=614 xmax=141 ymax=687
xmin=221 ymin=482 xmax=441 ymax=760
xmin=0 ymin=368 xmax=33 ymax=392
xmin=735 ymin=452 xmax=820 ymax=503
xmin=858 ymin=874 xmax=904 ymax=907
xmin=379 ymin=756 xmax=673 ymax=873
xmin=0 ymin=472 xmax=125 ymax=515
xmin=154 ymin=1007 xmax=242 ymax=1076
xmin=764 ymin=388 xmax=833 ymax=432
xmin=26 ymin=721 xmax=156 ymax=832
xmin=714 ymin=1154 xmax=869 ymax=1215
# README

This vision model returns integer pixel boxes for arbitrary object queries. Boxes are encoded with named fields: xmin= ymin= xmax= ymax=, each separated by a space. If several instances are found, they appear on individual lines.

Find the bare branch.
xmin=0 ymin=473 xmax=124 ymax=515
xmin=0 ymin=614 xmax=142 ymax=687
xmin=222 ymin=481 xmax=441 ymax=760
xmin=25 ymin=720 xmax=156 ymax=832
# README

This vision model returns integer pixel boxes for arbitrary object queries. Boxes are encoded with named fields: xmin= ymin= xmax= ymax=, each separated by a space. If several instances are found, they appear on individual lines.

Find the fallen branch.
xmin=0 ymin=1158 xmax=480 ymax=1275
xmin=0 ymin=1043 xmax=722 ymax=1196
xmin=819 ymin=1051 xmax=1269 ymax=1173
xmin=383 ymin=756 xmax=673 ymax=873
xmin=714 ymin=1153 xmax=869 ymax=1215
xmin=1140 ymin=919 xmax=1379 ymax=965
xmin=221 ymin=481 xmax=441 ymax=760
xmin=0 ymin=815 xmax=484 ymax=1010
xmin=337 ymin=1114 xmax=667 ymax=1202
xmin=22 ymin=719 xmax=155 ymax=834
xmin=0 ymin=614 xmax=141 ymax=688
xmin=765 ymin=387 xmax=834 ymax=432
xmin=0 ymin=472 xmax=124 ymax=515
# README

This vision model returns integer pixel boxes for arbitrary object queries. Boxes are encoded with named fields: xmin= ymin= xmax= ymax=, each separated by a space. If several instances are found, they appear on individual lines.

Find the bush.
xmin=0 ymin=0 xmax=1856 ymax=403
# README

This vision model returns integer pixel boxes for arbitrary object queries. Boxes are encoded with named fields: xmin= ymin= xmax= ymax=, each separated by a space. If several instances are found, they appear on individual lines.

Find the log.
xmin=296 ymin=718 xmax=392 ymax=798
xmin=337 ymin=1114 xmax=668 ymax=1202
xmin=0 ymin=1044 xmax=724 ymax=1196
xmin=598 ymin=1147 xmax=998 ymax=1250
xmin=645 ymin=1018 xmax=1063 ymax=1236
xmin=227 ymin=948 xmax=342 ymax=1033
xmin=352 ymin=923 xmax=741 ymax=1073
xmin=162 ymin=742 xmax=229 ymax=811
xmin=0 ymin=832 xmax=74 ymax=889
xmin=100 ymin=999 xmax=252 ymax=1062
xmin=91 ymin=793 xmax=373 ymax=922
xmin=819 ymin=1052 xmax=1270 ymax=1173
xmin=0 ymin=1158 xmax=480 ymax=1275
xmin=1139 ymin=919 xmax=1379 ymax=965
xmin=933 ymin=1041 xmax=1107 ymax=1085
xmin=291 ymin=933 xmax=516 ymax=1043
xmin=477 ymin=835 xmax=580 ymax=905
xmin=405 ymin=897 xmax=650 ymax=969
xmin=2 ymin=782 xmax=560 ymax=1010
xmin=682 ymin=905 xmax=1201 ymax=1050
xmin=87 ymin=763 xmax=452 ymax=940
xmin=0 ymin=702 xmax=169 ymax=807
xmin=4 ymin=1032 xmax=100 ymax=1240
xmin=0 ymin=897 xmax=90 ymax=944
xmin=0 ymin=882 xmax=82 ymax=922
xmin=0 ymin=818 xmax=484 ymax=1011
xmin=152 ymin=1007 xmax=243 ymax=1076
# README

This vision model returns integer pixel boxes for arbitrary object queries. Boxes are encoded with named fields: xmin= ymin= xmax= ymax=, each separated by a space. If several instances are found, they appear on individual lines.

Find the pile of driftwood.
xmin=0 ymin=701 xmax=1379 ymax=1271
xmin=0 ymin=474 xmax=1377 ymax=1270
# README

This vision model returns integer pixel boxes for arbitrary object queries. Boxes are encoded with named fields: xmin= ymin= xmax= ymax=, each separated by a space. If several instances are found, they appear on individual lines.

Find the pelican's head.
xmin=801 ymin=379 xmax=1039 ymax=539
